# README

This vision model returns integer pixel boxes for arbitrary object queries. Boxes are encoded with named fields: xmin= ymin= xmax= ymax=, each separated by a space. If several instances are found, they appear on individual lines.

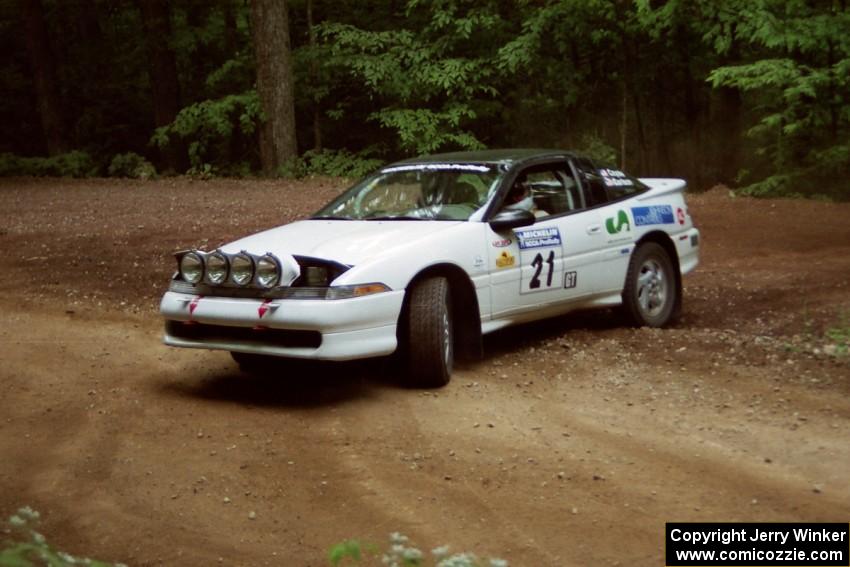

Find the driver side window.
xmin=508 ymin=164 xmax=584 ymax=217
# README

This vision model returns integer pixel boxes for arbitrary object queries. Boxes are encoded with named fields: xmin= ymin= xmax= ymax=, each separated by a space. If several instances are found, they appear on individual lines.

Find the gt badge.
xmin=495 ymin=251 xmax=515 ymax=268
xmin=492 ymin=238 xmax=512 ymax=248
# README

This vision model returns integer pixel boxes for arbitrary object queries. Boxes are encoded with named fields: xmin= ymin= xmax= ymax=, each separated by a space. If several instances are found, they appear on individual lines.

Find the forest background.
xmin=2 ymin=0 xmax=848 ymax=199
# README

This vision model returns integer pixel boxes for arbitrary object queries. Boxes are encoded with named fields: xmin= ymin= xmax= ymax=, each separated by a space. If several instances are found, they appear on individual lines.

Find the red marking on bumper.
xmin=258 ymin=298 xmax=273 ymax=319
xmin=189 ymin=296 xmax=202 ymax=317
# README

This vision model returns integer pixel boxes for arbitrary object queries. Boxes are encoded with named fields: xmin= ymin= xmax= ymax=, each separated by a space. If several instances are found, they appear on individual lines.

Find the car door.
xmin=486 ymin=161 xmax=608 ymax=319
xmin=574 ymin=158 xmax=649 ymax=294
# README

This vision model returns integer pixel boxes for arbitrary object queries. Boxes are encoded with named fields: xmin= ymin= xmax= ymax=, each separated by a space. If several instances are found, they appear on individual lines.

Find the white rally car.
xmin=161 ymin=149 xmax=700 ymax=387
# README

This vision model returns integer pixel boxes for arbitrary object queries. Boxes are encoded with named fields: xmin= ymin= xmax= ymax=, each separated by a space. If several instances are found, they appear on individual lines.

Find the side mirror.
xmin=488 ymin=208 xmax=535 ymax=231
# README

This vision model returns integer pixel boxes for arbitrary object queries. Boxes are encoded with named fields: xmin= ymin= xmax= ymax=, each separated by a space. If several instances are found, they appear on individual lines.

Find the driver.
xmin=505 ymin=176 xmax=547 ymax=217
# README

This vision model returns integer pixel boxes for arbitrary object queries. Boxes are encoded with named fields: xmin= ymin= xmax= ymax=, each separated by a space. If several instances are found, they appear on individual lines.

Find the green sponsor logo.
xmin=605 ymin=210 xmax=630 ymax=234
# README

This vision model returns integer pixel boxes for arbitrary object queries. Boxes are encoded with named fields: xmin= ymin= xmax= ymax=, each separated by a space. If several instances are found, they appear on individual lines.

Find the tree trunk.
xmin=138 ymin=0 xmax=184 ymax=171
xmin=713 ymin=43 xmax=742 ymax=185
xmin=22 ymin=0 xmax=69 ymax=155
xmin=716 ymin=85 xmax=741 ymax=184
xmin=626 ymin=39 xmax=647 ymax=174
xmin=620 ymin=83 xmax=627 ymax=171
xmin=307 ymin=0 xmax=322 ymax=152
xmin=679 ymin=28 xmax=701 ymax=187
xmin=224 ymin=2 xmax=244 ymax=164
xmin=251 ymin=0 xmax=298 ymax=172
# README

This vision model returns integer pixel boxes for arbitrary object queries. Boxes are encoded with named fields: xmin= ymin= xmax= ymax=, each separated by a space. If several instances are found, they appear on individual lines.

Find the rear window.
xmin=597 ymin=167 xmax=647 ymax=200
xmin=574 ymin=158 xmax=647 ymax=204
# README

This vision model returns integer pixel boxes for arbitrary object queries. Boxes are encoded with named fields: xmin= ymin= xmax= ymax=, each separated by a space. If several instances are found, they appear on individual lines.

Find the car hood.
xmin=220 ymin=219 xmax=464 ymax=266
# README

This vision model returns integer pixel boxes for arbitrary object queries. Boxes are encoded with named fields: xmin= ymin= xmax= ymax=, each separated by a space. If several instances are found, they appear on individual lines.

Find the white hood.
xmin=220 ymin=220 xmax=463 ymax=266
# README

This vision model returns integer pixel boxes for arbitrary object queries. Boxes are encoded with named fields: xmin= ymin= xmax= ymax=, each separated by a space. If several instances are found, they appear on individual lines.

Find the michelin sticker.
xmin=631 ymin=205 xmax=675 ymax=226
xmin=515 ymin=227 xmax=561 ymax=250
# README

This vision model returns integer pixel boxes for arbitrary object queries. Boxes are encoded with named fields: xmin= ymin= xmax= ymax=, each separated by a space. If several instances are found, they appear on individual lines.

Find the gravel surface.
xmin=0 ymin=177 xmax=848 ymax=566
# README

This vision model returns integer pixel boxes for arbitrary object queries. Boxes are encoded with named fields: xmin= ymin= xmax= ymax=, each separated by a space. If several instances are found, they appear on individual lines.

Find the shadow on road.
xmin=482 ymin=307 xmax=625 ymax=356
xmin=153 ymin=357 xmax=400 ymax=409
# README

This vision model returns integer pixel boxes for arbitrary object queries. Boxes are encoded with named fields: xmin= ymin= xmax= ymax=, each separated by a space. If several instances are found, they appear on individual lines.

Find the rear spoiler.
xmin=637 ymin=178 xmax=687 ymax=200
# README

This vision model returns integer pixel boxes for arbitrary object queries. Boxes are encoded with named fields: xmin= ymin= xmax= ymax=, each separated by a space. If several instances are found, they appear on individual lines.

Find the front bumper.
xmin=160 ymin=289 xmax=405 ymax=361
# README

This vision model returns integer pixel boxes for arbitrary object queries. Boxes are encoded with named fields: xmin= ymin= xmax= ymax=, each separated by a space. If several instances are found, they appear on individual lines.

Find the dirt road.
xmin=0 ymin=178 xmax=848 ymax=566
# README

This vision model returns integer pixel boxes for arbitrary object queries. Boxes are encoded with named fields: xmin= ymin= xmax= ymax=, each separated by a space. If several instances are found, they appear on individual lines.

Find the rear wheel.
xmin=622 ymin=242 xmax=678 ymax=327
xmin=406 ymin=276 xmax=453 ymax=388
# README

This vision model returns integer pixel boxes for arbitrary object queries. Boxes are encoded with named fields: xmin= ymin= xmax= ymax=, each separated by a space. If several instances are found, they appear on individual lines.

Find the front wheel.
xmin=622 ymin=242 xmax=678 ymax=327
xmin=405 ymin=277 xmax=453 ymax=388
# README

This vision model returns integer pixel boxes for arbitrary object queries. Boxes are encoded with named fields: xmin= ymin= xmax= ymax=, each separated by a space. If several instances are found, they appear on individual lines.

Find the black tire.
xmin=406 ymin=276 xmax=453 ymax=387
xmin=622 ymin=242 xmax=678 ymax=327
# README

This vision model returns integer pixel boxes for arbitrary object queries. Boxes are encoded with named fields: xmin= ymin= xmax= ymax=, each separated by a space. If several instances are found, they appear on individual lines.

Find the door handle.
xmin=586 ymin=224 xmax=602 ymax=235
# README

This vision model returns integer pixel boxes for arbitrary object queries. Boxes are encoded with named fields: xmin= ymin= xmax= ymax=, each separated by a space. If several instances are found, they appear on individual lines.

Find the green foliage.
xmin=278 ymin=149 xmax=383 ymax=179
xmin=186 ymin=162 xmax=217 ymax=180
xmin=370 ymin=107 xmax=483 ymax=155
xmin=152 ymin=90 xmax=262 ymax=170
xmin=107 ymin=152 xmax=157 ymax=179
xmin=0 ymin=151 xmax=99 ymax=178
xmin=732 ymin=173 xmax=797 ymax=198
xmin=701 ymin=1 xmax=850 ymax=198
xmin=576 ymin=134 xmax=618 ymax=166
xmin=825 ymin=312 xmax=850 ymax=356
xmin=328 ymin=539 xmax=364 ymax=566
xmin=317 ymin=2 xmax=506 ymax=156
xmin=0 ymin=507 xmax=124 ymax=567
xmin=3 ymin=0 xmax=849 ymax=195
xmin=329 ymin=533 xmax=507 ymax=567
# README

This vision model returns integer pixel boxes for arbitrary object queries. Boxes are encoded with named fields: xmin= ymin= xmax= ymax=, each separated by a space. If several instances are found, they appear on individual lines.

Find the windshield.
xmin=313 ymin=163 xmax=501 ymax=221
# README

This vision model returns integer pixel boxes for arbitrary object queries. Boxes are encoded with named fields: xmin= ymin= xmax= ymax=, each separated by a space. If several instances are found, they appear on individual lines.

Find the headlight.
xmin=230 ymin=253 xmax=254 ymax=286
xmin=256 ymin=254 xmax=281 ymax=288
xmin=179 ymin=252 xmax=204 ymax=284
xmin=326 ymin=283 xmax=391 ymax=299
xmin=205 ymin=252 xmax=228 ymax=285
xmin=304 ymin=266 xmax=329 ymax=287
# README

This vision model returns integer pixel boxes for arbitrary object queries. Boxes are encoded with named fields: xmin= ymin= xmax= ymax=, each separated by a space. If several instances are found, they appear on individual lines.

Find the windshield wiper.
xmin=311 ymin=215 xmax=352 ymax=220
xmin=364 ymin=214 xmax=430 ymax=221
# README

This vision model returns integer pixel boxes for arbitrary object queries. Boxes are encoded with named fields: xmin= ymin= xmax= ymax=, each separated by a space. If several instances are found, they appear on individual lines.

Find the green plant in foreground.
xmin=329 ymin=532 xmax=508 ymax=567
xmin=107 ymin=153 xmax=157 ymax=180
xmin=0 ymin=151 xmax=100 ymax=178
xmin=825 ymin=312 xmax=850 ymax=356
xmin=277 ymin=149 xmax=384 ymax=180
xmin=0 ymin=507 xmax=124 ymax=567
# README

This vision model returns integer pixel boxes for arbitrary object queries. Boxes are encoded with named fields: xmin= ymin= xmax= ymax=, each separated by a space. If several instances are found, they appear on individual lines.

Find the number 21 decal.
xmin=530 ymin=251 xmax=555 ymax=289
xmin=521 ymin=247 xmax=562 ymax=294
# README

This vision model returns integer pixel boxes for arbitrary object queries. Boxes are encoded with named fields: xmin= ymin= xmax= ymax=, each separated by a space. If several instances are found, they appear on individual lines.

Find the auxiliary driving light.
xmin=256 ymin=254 xmax=281 ymax=288
xmin=180 ymin=251 xmax=204 ymax=284
xmin=205 ymin=251 xmax=228 ymax=285
xmin=230 ymin=253 xmax=254 ymax=286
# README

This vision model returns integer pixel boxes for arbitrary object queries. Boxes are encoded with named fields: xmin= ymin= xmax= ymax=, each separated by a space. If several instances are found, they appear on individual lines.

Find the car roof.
xmin=391 ymin=148 xmax=575 ymax=168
